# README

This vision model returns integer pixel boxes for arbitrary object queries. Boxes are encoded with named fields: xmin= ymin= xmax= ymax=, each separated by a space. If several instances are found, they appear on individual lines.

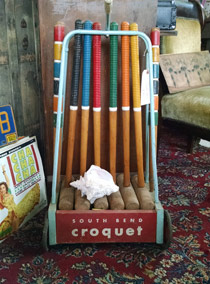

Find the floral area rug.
xmin=0 ymin=128 xmax=210 ymax=284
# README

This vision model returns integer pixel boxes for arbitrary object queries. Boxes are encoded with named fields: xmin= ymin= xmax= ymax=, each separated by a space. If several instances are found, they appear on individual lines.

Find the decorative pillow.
xmin=160 ymin=51 xmax=210 ymax=93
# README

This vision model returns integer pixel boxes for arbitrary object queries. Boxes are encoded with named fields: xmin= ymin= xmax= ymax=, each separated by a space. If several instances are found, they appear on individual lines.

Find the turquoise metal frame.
xmin=49 ymin=29 xmax=164 ymax=245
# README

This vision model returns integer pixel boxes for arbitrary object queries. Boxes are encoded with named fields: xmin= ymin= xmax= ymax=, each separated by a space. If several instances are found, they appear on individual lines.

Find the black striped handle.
xmin=70 ymin=19 xmax=83 ymax=106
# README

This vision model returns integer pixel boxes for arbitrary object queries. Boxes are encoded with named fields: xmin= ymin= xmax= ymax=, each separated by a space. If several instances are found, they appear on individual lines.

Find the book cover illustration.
xmin=0 ymin=137 xmax=47 ymax=241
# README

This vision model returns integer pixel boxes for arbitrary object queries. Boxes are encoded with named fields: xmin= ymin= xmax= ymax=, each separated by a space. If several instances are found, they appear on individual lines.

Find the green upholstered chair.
xmin=159 ymin=2 xmax=210 ymax=151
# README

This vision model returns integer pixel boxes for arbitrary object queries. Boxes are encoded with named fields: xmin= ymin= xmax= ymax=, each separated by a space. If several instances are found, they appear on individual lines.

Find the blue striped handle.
xmin=82 ymin=20 xmax=92 ymax=107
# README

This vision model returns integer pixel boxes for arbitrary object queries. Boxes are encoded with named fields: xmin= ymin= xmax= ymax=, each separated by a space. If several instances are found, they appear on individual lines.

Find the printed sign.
xmin=0 ymin=105 xmax=18 ymax=147
xmin=56 ymin=211 xmax=157 ymax=243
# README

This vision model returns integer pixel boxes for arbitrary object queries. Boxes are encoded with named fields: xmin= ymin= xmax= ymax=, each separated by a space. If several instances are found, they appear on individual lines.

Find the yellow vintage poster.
xmin=0 ymin=137 xmax=47 ymax=241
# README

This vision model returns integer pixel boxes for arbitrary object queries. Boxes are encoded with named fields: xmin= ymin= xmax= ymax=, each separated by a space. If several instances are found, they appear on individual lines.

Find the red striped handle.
xmin=54 ymin=22 xmax=65 ymax=41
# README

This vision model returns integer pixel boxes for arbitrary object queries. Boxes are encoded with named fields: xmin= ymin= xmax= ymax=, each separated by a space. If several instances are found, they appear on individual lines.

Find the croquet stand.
xmin=43 ymin=27 xmax=172 ymax=250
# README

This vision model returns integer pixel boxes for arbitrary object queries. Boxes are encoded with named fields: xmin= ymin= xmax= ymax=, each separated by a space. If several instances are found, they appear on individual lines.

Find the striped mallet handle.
xmin=130 ymin=22 xmax=145 ymax=188
xmin=149 ymin=27 xmax=160 ymax=191
xmin=53 ymin=22 xmax=65 ymax=182
xmin=109 ymin=21 xmax=118 ymax=183
xmin=121 ymin=21 xmax=130 ymax=187
xmin=93 ymin=22 xmax=102 ymax=167
xmin=65 ymin=19 xmax=83 ymax=185
xmin=80 ymin=20 xmax=92 ymax=176
xmin=92 ymin=22 xmax=109 ymax=210
xmin=151 ymin=27 xmax=160 ymax=147
xmin=53 ymin=22 xmax=65 ymax=145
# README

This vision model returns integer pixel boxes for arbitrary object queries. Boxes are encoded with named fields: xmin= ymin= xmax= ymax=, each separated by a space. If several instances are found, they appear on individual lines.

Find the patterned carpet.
xmin=0 ymin=128 xmax=210 ymax=284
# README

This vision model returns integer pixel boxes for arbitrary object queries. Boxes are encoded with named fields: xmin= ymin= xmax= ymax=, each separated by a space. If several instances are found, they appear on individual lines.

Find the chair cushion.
xmin=161 ymin=86 xmax=210 ymax=130
xmin=160 ymin=17 xmax=201 ymax=54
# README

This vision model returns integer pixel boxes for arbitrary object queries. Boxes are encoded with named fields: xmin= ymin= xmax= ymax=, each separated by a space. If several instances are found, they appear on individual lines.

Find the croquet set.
xmin=44 ymin=0 xmax=172 ymax=249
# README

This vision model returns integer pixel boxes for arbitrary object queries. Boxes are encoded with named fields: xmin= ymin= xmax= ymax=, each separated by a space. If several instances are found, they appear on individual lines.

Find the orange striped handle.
xmin=121 ymin=21 xmax=130 ymax=108
xmin=121 ymin=21 xmax=130 ymax=187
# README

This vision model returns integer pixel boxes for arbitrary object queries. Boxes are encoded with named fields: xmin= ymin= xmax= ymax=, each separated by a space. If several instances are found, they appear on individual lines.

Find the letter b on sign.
xmin=0 ymin=111 xmax=11 ymax=134
xmin=0 ymin=105 xmax=17 ymax=147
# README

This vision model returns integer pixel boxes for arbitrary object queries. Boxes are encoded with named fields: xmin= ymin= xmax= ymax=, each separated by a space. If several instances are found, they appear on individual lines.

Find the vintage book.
xmin=0 ymin=136 xmax=47 ymax=242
